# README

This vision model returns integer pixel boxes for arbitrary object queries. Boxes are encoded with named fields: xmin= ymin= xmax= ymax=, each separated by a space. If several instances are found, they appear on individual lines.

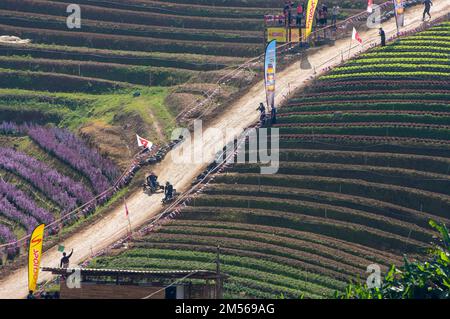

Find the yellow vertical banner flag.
xmin=28 ymin=224 xmax=45 ymax=292
xmin=305 ymin=0 xmax=319 ymax=39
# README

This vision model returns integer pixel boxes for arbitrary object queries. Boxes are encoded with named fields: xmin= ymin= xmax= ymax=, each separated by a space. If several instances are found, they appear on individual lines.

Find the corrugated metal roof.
xmin=41 ymin=267 xmax=227 ymax=279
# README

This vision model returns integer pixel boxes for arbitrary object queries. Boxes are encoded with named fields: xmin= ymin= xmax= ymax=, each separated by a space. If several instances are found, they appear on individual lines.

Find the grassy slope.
xmin=0 ymin=87 xmax=172 ymax=139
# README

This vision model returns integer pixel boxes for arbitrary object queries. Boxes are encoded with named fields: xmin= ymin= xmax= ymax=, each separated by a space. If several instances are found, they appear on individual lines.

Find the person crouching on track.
xmin=164 ymin=182 xmax=174 ymax=201
xmin=147 ymin=172 xmax=158 ymax=189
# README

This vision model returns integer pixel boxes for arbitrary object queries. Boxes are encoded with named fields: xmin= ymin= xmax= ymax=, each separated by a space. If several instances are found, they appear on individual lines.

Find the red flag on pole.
xmin=124 ymin=200 xmax=129 ymax=218
xmin=367 ymin=0 xmax=373 ymax=13
xmin=352 ymin=27 xmax=363 ymax=44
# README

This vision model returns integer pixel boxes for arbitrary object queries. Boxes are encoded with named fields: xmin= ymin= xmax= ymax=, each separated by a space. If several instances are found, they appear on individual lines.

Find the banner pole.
xmin=348 ymin=38 xmax=353 ymax=59
xmin=393 ymin=0 xmax=400 ymax=36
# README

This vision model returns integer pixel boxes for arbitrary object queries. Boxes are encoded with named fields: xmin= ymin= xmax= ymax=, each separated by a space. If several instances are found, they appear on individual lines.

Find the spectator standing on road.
xmin=288 ymin=1 xmax=294 ymax=26
xmin=60 ymin=249 xmax=73 ymax=268
xmin=283 ymin=2 xmax=291 ymax=26
xmin=332 ymin=5 xmax=339 ymax=27
xmin=422 ymin=0 xmax=432 ymax=21
xmin=26 ymin=290 xmax=35 ymax=299
xmin=257 ymin=103 xmax=266 ymax=115
xmin=257 ymin=103 xmax=267 ymax=125
xmin=270 ymin=107 xmax=277 ymax=125
xmin=322 ymin=4 xmax=328 ymax=25
xmin=379 ymin=27 xmax=386 ymax=46
xmin=296 ymin=3 xmax=303 ymax=26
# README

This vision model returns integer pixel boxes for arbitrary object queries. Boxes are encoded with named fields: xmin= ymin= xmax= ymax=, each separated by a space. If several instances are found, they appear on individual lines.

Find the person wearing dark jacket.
xmin=379 ymin=28 xmax=386 ymax=46
xmin=270 ymin=107 xmax=277 ymax=125
xmin=147 ymin=172 xmax=158 ymax=189
xmin=164 ymin=182 xmax=174 ymax=201
xmin=60 ymin=249 xmax=73 ymax=268
xmin=296 ymin=4 xmax=303 ymax=26
xmin=257 ymin=103 xmax=266 ymax=115
xmin=259 ymin=109 xmax=267 ymax=126
xmin=423 ymin=0 xmax=432 ymax=21
xmin=26 ymin=290 xmax=35 ymax=299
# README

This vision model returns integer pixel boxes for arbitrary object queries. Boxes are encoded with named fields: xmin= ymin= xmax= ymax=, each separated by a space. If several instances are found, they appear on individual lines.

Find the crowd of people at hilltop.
xmin=278 ymin=1 xmax=434 ymax=30
xmin=280 ymin=1 xmax=340 ymax=29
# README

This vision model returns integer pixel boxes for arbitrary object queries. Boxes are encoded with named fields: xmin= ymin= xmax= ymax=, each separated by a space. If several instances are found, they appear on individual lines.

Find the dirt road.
xmin=0 ymin=1 xmax=448 ymax=298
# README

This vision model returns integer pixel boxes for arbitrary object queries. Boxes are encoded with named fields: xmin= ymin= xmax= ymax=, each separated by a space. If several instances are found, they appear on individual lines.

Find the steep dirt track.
xmin=0 ymin=1 xmax=449 ymax=298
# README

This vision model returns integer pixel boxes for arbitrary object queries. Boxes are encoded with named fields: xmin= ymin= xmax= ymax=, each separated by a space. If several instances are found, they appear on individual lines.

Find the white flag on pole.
xmin=352 ymin=27 xmax=363 ymax=44
xmin=136 ymin=134 xmax=153 ymax=150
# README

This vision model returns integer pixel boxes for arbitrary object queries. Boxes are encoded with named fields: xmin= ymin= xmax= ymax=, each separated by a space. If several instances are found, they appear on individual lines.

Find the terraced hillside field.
xmin=0 ymin=0 xmax=385 ymax=163
xmin=0 ymin=1 xmax=382 ymax=269
xmin=92 ymin=23 xmax=450 ymax=298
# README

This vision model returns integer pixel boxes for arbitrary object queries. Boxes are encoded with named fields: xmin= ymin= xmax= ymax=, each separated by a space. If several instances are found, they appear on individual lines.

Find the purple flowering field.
xmin=0 ymin=179 xmax=54 ymax=225
xmin=0 ymin=224 xmax=17 ymax=253
xmin=0 ymin=147 xmax=93 ymax=210
xmin=28 ymin=126 xmax=119 ymax=194
xmin=0 ymin=195 xmax=38 ymax=234
xmin=0 ymin=121 xmax=121 ymax=250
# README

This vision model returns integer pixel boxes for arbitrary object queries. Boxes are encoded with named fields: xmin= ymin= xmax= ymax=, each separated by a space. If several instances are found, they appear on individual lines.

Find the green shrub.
xmin=336 ymin=220 xmax=450 ymax=299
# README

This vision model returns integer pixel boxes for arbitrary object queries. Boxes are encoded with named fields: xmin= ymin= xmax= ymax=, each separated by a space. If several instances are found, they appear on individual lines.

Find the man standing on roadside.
xmin=60 ymin=248 xmax=73 ymax=268
xmin=332 ymin=5 xmax=339 ymax=28
xmin=26 ymin=290 xmax=35 ymax=299
xmin=296 ymin=3 xmax=303 ymax=26
xmin=423 ymin=0 xmax=433 ymax=21
xmin=379 ymin=27 xmax=386 ymax=46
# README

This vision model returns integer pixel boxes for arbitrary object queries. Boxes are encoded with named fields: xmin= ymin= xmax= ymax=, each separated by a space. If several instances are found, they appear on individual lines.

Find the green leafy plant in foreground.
xmin=337 ymin=220 xmax=450 ymax=299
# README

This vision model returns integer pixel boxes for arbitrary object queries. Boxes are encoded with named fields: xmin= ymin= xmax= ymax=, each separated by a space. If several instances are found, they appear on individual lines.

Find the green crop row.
xmin=0 ymin=43 xmax=243 ymax=71
xmin=278 ymin=113 xmax=450 ymax=127
xmin=50 ymin=0 xmax=270 ymax=19
xmin=135 ymin=233 xmax=358 ymax=281
xmin=163 ymin=216 xmax=402 ymax=265
xmin=0 ymin=24 xmax=260 ymax=58
xmin=214 ymin=173 xmax=450 ymax=220
xmin=330 ymin=64 xmax=450 ymax=76
xmin=92 ymin=251 xmax=333 ymax=298
xmin=402 ymin=35 xmax=450 ymax=42
xmin=362 ymin=51 xmax=449 ymax=59
xmin=291 ymin=92 xmax=450 ymax=103
xmin=0 ymin=102 xmax=65 ymax=124
xmin=280 ymin=102 xmax=450 ymax=114
xmin=274 ymin=148 xmax=450 ymax=175
xmin=204 ymin=183 xmax=437 ymax=230
xmin=347 ymin=57 xmax=450 ymax=66
xmin=320 ymin=71 xmax=450 ymax=81
xmin=0 ymin=11 xmax=261 ymax=44
xmin=398 ymin=40 xmax=450 ymax=48
xmin=0 ymin=56 xmax=196 ymax=86
xmin=181 ymin=198 xmax=425 ymax=254
xmin=377 ymin=45 xmax=450 ymax=53
xmin=310 ymin=81 xmax=450 ymax=93
xmin=279 ymin=125 xmax=450 ymax=141
xmin=227 ymin=160 xmax=450 ymax=197
xmin=193 ymin=191 xmax=431 ymax=243
xmin=0 ymin=0 xmax=263 ymax=31
xmin=0 ymin=90 xmax=92 ymax=110
xmin=122 ymin=248 xmax=344 ymax=291
xmin=154 ymin=225 xmax=368 ymax=276
xmin=0 ymin=68 xmax=132 ymax=93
